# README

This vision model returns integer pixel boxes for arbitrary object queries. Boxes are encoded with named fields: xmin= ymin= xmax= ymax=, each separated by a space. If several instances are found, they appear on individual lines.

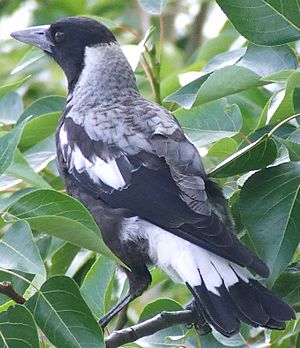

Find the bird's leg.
xmin=185 ymin=300 xmax=211 ymax=335
xmin=99 ymin=265 xmax=151 ymax=329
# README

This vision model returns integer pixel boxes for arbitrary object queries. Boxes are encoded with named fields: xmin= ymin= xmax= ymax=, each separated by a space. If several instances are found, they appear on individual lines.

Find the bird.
xmin=11 ymin=16 xmax=295 ymax=337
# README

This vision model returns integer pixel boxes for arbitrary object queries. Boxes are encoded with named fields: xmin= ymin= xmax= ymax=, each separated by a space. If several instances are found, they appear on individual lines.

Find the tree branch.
xmin=0 ymin=281 xmax=25 ymax=304
xmin=185 ymin=1 xmax=211 ymax=59
xmin=105 ymin=309 xmax=196 ymax=348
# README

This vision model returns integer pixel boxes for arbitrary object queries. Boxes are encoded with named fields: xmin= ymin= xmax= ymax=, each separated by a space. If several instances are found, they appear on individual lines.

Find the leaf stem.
xmin=268 ymin=113 xmax=300 ymax=137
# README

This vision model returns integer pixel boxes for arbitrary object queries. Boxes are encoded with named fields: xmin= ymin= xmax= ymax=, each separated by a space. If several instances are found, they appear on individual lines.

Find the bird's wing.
xmin=59 ymin=113 xmax=268 ymax=277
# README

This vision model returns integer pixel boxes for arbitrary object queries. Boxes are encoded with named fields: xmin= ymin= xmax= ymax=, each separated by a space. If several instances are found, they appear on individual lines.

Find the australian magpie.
xmin=11 ymin=17 xmax=295 ymax=337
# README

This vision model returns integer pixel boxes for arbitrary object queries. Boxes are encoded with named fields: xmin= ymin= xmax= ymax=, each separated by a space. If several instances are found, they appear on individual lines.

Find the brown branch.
xmin=0 ymin=281 xmax=25 ymax=304
xmin=105 ymin=309 xmax=196 ymax=348
xmin=185 ymin=1 xmax=211 ymax=59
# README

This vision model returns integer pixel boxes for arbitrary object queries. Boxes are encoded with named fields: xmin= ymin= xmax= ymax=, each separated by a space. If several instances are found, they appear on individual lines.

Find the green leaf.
xmin=239 ymin=162 xmax=300 ymax=285
xmin=0 ymin=270 xmax=34 ymax=308
xmin=0 ymin=119 xmax=27 ymax=176
xmin=174 ymin=99 xmax=242 ymax=147
xmin=0 ymin=221 xmax=45 ymax=277
xmin=26 ymin=276 xmax=104 ymax=348
xmin=49 ymin=243 xmax=80 ymax=276
xmin=138 ymin=299 xmax=186 ymax=347
xmin=272 ymin=264 xmax=300 ymax=306
xmin=268 ymin=71 xmax=300 ymax=124
xmin=210 ymin=135 xmax=277 ymax=178
xmin=200 ymin=332 xmax=245 ymax=348
xmin=0 ymin=92 xmax=23 ymax=125
xmin=81 ymin=256 xmax=116 ymax=319
xmin=139 ymin=298 xmax=183 ymax=322
xmin=216 ymin=0 xmax=300 ymax=45
xmin=203 ymin=48 xmax=246 ymax=73
xmin=17 ymin=95 xmax=65 ymax=124
xmin=275 ymin=134 xmax=300 ymax=161
xmin=5 ymin=149 xmax=51 ymax=188
xmin=166 ymin=66 xmax=262 ymax=109
xmin=208 ymin=138 xmax=238 ymax=158
xmin=138 ymin=0 xmax=168 ymax=15
xmin=167 ymin=42 xmax=297 ymax=109
xmin=0 ymin=305 xmax=39 ymax=348
xmin=11 ymin=47 xmax=45 ymax=74
xmin=0 ymin=76 xmax=30 ymax=100
xmin=237 ymin=44 xmax=298 ymax=77
xmin=165 ymin=73 xmax=211 ymax=109
xmin=19 ymin=111 xmax=61 ymax=150
xmin=6 ymin=189 xmax=116 ymax=260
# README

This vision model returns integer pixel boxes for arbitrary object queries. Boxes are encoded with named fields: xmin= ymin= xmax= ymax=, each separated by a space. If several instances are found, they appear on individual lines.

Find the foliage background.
xmin=0 ymin=0 xmax=299 ymax=347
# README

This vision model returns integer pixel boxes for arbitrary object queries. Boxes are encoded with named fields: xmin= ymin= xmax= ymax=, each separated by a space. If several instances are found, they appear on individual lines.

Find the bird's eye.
xmin=54 ymin=31 xmax=64 ymax=43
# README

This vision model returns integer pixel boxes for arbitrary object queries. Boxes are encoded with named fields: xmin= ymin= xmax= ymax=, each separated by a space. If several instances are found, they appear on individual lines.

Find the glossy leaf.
xmin=208 ymin=138 xmax=238 ymax=158
xmin=166 ymin=66 xmax=262 ymax=109
xmin=19 ymin=111 xmax=61 ymax=150
xmin=210 ymin=135 xmax=277 ymax=177
xmin=174 ymin=99 xmax=242 ymax=147
xmin=0 ymin=144 xmax=55 ymax=191
xmin=237 ymin=44 xmax=298 ymax=77
xmin=216 ymin=0 xmax=300 ymax=45
xmin=166 ymin=43 xmax=297 ymax=109
xmin=49 ymin=243 xmax=80 ymax=276
xmin=0 ymin=270 xmax=34 ymax=308
xmin=0 ymin=76 xmax=30 ymax=100
xmin=0 ymin=221 xmax=45 ymax=277
xmin=26 ymin=276 xmax=104 ymax=348
xmin=203 ymin=48 xmax=246 ymax=73
xmin=0 ymin=119 xmax=27 ymax=176
xmin=17 ymin=95 xmax=65 ymax=124
xmin=5 ymin=149 xmax=51 ymax=188
xmin=138 ymin=299 xmax=185 ymax=347
xmin=272 ymin=264 xmax=300 ymax=305
xmin=0 ymin=305 xmax=39 ymax=348
xmin=276 ymin=136 xmax=300 ymax=161
xmin=139 ymin=298 xmax=183 ymax=322
xmin=268 ymin=71 xmax=300 ymax=124
xmin=240 ymin=162 xmax=300 ymax=285
xmin=11 ymin=47 xmax=45 ymax=74
xmin=6 ymin=189 xmax=116 ymax=260
xmin=81 ymin=256 xmax=116 ymax=319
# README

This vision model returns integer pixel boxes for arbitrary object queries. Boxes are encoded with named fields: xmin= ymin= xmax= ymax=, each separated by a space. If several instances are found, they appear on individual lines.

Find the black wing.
xmin=59 ymin=117 xmax=269 ymax=277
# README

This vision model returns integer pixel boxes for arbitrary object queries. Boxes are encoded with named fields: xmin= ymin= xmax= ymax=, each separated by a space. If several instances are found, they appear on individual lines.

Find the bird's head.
xmin=11 ymin=16 xmax=117 ymax=87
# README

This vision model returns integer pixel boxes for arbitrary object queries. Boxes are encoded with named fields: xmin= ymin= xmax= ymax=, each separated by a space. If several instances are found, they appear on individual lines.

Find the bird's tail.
xmin=187 ymin=270 xmax=295 ymax=337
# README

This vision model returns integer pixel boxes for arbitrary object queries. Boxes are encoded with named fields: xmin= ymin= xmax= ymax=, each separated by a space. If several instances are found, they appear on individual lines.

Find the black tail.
xmin=188 ymin=276 xmax=295 ymax=337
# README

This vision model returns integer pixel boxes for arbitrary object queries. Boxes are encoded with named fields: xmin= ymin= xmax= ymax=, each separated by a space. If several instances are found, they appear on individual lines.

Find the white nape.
xmin=59 ymin=125 xmax=126 ymax=190
xmin=121 ymin=217 xmax=250 ymax=296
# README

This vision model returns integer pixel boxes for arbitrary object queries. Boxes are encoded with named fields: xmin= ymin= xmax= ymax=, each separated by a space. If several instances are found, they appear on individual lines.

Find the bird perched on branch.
xmin=11 ymin=17 xmax=294 ymax=337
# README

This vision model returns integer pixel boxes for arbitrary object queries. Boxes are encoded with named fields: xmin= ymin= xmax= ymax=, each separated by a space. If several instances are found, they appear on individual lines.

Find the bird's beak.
xmin=10 ymin=25 xmax=53 ymax=53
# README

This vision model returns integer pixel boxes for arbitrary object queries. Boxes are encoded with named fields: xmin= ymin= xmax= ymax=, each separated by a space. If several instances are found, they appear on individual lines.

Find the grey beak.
xmin=10 ymin=25 xmax=53 ymax=53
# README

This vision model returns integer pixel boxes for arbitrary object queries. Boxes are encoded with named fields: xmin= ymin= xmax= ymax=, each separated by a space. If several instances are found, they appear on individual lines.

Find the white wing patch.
xmin=121 ymin=217 xmax=250 ymax=296
xmin=59 ymin=125 xmax=126 ymax=190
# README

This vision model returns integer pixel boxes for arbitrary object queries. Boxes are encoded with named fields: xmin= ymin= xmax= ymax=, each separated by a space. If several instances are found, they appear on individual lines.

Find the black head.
xmin=11 ymin=16 xmax=117 ymax=88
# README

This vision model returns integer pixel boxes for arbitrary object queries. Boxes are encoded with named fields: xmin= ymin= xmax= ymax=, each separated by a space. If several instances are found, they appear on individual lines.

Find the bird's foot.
xmin=185 ymin=300 xmax=211 ymax=336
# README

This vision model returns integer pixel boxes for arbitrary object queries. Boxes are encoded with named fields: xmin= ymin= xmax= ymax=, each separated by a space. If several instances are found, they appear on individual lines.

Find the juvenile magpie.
xmin=11 ymin=17 xmax=295 ymax=337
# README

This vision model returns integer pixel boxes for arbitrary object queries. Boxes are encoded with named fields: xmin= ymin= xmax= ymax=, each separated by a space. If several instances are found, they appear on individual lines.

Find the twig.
xmin=158 ymin=15 xmax=164 ymax=64
xmin=105 ymin=309 xmax=196 ymax=348
xmin=0 ymin=281 xmax=25 ymax=304
xmin=185 ymin=1 xmax=210 ymax=59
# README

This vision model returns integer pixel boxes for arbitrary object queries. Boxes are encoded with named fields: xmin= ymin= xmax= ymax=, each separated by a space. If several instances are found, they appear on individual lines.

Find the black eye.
xmin=54 ymin=31 xmax=64 ymax=43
